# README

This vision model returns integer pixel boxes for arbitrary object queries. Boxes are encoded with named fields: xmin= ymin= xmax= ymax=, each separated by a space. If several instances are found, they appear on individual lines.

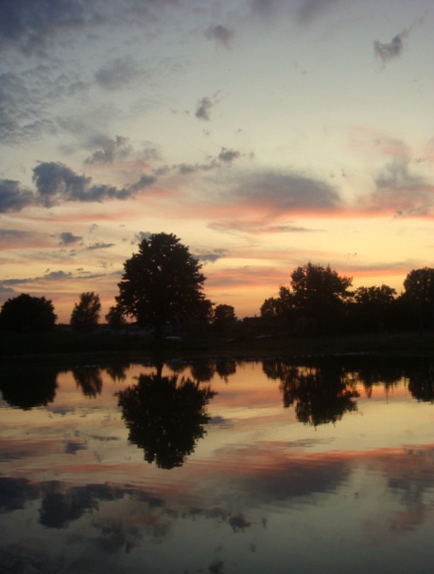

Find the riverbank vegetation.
xmin=2 ymin=233 xmax=434 ymax=360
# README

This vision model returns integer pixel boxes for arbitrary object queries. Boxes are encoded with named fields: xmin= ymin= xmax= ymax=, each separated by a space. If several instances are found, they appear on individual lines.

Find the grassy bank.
xmin=1 ymin=329 xmax=434 ymax=363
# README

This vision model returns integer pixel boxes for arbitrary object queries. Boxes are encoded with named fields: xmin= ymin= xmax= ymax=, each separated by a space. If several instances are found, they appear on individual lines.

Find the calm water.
xmin=1 ymin=356 xmax=434 ymax=574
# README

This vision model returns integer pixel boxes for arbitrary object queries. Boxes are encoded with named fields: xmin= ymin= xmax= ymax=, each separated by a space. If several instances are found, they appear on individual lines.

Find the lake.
xmin=1 ymin=356 xmax=434 ymax=574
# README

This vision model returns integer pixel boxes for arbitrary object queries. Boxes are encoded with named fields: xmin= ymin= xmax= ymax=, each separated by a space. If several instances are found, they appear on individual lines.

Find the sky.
xmin=1 ymin=0 xmax=434 ymax=322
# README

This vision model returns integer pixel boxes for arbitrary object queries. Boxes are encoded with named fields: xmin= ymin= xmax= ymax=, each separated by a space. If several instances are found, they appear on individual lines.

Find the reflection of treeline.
xmin=2 ymin=357 xmax=434 ymax=429
xmin=263 ymin=356 xmax=434 ymax=426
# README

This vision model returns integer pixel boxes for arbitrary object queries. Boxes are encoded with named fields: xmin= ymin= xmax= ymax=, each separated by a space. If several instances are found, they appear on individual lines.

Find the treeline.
xmin=259 ymin=263 xmax=434 ymax=335
xmin=1 ymin=232 xmax=434 ymax=343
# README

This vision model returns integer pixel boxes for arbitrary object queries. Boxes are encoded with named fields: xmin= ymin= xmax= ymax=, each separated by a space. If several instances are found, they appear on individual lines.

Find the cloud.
xmin=228 ymin=170 xmax=341 ymax=213
xmin=84 ymin=136 xmax=133 ymax=165
xmin=0 ymin=0 xmax=179 ymax=55
xmin=85 ymin=242 xmax=115 ymax=251
xmin=209 ymin=221 xmax=315 ymax=235
xmin=196 ymin=249 xmax=229 ymax=263
xmin=58 ymin=232 xmax=82 ymax=246
xmin=43 ymin=270 xmax=73 ymax=281
xmin=218 ymin=148 xmax=241 ymax=163
xmin=195 ymin=97 xmax=213 ymax=121
xmin=295 ymin=0 xmax=341 ymax=24
xmin=2 ymin=269 xmax=73 ymax=286
xmin=0 ymin=0 xmax=96 ymax=55
xmin=32 ymin=162 xmax=155 ymax=207
xmin=374 ymin=30 xmax=408 ymax=64
xmin=94 ymin=57 xmax=139 ymax=91
xmin=204 ymin=25 xmax=234 ymax=48
xmin=195 ymin=92 xmax=223 ymax=122
xmin=0 ymin=179 xmax=34 ymax=212
xmin=155 ymin=147 xmax=243 ymax=177
xmin=360 ymin=158 xmax=433 ymax=217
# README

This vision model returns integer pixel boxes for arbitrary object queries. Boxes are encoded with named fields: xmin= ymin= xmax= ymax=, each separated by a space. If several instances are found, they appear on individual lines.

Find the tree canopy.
xmin=261 ymin=263 xmax=352 ymax=333
xmin=116 ymin=232 xmax=212 ymax=341
xmin=70 ymin=292 xmax=101 ymax=332
xmin=0 ymin=293 xmax=57 ymax=332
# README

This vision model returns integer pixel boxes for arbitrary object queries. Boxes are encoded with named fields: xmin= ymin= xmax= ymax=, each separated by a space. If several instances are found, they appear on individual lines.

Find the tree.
xmin=105 ymin=304 xmax=127 ymax=331
xmin=262 ymin=263 xmax=352 ymax=334
xmin=212 ymin=304 xmax=237 ymax=334
xmin=116 ymin=233 xmax=212 ymax=342
xmin=70 ymin=292 xmax=101 ymax=332
xmin=0 ymin=293 xmax=56 ymax=332
xmin=403 ymin=267 xmax=434 ymax=328
xmin=352 ymin=284 xmax=397 ymax=332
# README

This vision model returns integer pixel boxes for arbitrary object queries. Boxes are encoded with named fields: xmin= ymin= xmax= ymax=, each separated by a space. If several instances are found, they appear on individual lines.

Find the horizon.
xmin=1 ymin=1 xmax=433 ymax=323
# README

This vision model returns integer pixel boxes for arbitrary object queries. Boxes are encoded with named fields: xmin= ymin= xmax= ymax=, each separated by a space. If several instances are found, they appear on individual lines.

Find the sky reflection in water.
xmin=1 ymin=357 xmax=434 ymax=574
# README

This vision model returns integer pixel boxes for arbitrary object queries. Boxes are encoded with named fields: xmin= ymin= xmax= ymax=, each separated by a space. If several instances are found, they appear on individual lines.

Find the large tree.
xmin=116 ymin=233 xmax=212 ymax=341
xmin=70 ymin=292 xmax=101 ymax=332
xmin=0 ymin=293 xmax=56 ymax=332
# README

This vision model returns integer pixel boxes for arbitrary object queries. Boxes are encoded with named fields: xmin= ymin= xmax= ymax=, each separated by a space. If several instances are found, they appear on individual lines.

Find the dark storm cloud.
xmin=32 ymin=162 xmax=155 ymax=206
xmin=0 ymin=179 xmax=34 ymax=212
xmin=195 ymin=96 xmax=213 ymax=121
xmin=58 ymin=232 xmax=82 ymax=246
xmin=84 ymin=136 xmax=133 ymax=165
xmin=374 ymin=30 xmax=408 ymax=63
xmin=204 ymin=25 xmax=234 ymax=47
xmin=94 ymin=57 xmax=139 ymax=91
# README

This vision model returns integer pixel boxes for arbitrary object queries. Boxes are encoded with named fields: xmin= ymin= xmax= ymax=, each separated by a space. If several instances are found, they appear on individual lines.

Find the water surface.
xmin=1 ymin=357 xmax=434 ymax=573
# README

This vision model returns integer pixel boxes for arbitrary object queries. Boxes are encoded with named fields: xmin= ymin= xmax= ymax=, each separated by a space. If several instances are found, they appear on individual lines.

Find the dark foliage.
xmin=117 ymin=369 xmax=216 ymax=469
xmin=116 ymin=233 xmax=212 ymax=342
xmin=0 ymin=364 xmax=58 ymax=410
xmin=0 ymin=293 xmax=56 ymax=332
xmin=70 ymin=292 xmax=101 ymax=332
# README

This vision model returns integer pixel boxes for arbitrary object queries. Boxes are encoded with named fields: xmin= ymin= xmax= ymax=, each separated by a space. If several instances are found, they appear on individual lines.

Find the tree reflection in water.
xmin=0 ymin=365 xmax=58 ymax=410
xmin=117 ymin=366 xmax=216 ymax=469
xmin=72 ymin=366 xmax=103 ymax=398
xmin=263 ymin=359 xmax=359 ymax=426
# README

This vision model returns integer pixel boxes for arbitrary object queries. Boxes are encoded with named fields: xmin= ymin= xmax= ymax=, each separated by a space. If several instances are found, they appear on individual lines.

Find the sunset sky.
xmin=1 ymin=0 xmax=433 ymax=322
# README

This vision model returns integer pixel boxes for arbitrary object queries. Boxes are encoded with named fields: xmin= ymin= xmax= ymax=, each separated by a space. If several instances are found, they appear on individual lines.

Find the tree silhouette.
xmin=216 ymin=358 xmax=237 ymax=382
xmin=403 ymin=267 xmax=434 ymax=328
xmin=117 ymin=368 xmax=216 ymax=469
xmin=352 ymin=284 xmax=397 ymax=332
xmin=105 ymin=304 xmax=127 ymax=330
xmin=116 ymin=233 xmax=212 ymax=343
xmin=261 ymin=263 xmax=352 ymax=334
xmin=406 ymin=361 xmax=434 ymax=403
xmin=72 ymin=366 xmax=103 ymax=397
xmin=70 ymin=292 xmax=101 ymax=332
xmin=0 ymin=364 xmax=58 ymax=410
xmin=0 ymin=293 xmax=56 ymax=332
xmin=213 ymin=304 xmax=237 ymax=334
xmin=263 ymin=359 xmax=358 ymax=426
